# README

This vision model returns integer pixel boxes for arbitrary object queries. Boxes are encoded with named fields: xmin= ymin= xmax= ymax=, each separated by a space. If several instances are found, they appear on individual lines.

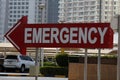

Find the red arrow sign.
xmin=5 ymin=16 xmax=113 ymax=55
xmin=5 ymin=16 xmax=27 ymax=55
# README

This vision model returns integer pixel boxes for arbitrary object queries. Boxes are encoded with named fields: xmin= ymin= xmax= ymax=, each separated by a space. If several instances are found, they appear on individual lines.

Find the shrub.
xmin=55 ymin=53 xmax=69 ymax=67
xmin=44 ymin=62 xmax=56 ymax=66
xmin=40 ymin=66 xmax=55 ymax=76
xmin=40 ymin=66 xmax=68 ymax=77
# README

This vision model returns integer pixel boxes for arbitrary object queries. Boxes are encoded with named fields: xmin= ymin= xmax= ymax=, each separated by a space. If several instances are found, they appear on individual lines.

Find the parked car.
xmin=3 ymin=54 xmax=35 ymax=72
xmin=0 ymin=58 xmax=4 ymax=72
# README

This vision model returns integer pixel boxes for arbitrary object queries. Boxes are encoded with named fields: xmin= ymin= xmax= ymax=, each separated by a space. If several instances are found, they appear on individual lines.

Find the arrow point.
xmin=4 ymin=16 xmax=28 ymax=55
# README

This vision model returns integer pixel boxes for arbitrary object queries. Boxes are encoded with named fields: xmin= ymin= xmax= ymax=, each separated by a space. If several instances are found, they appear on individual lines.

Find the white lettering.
xmin=32 ymin=28 xmax=42 ymax=43
xmin=51 ymin=28 xmax=59 ymax=43
xmin=79 ymin=28 xmax=87 ymax=43
xmin=88 ymin=27 xmax=97 ymax=44
xmin=24 ymin=27 xmax=108 ymax=45
xmin=42 ymin=28 xmax=50 ymax=43
xmin=24 ymin=28 xmax=32 ymax=43
xmin=70 ymin=28 xmax=78 ymax=43
xmin=60 ymin=27 xmax=69 ymax=43
xmin=98 ymin=27 xmax=108 ymax=44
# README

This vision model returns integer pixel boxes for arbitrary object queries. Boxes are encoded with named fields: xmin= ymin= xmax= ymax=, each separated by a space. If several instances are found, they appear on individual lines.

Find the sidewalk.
xmin=0 ymin=76 xmax=68 ymax=80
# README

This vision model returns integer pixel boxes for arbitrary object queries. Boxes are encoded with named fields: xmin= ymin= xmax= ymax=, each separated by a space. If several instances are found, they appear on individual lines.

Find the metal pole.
xmin=84 ymin=49 xmax=88 ymax=80
xmin=97 ymin=0 xmax=102 ymax=80
xmin=97 ymin=49 xmax=101 ymax=80
xmin=35 ymin=3 xmax=45 ymax=80
xmin=117 ymin=15 xmax=120 ymax=80
xmin=99 ymin=0 xmax=102 ymax=22
xmin=40 ymin=5 xmax=44 ymax=67
xmin=35 ymin=48 xmax=39 ymax=80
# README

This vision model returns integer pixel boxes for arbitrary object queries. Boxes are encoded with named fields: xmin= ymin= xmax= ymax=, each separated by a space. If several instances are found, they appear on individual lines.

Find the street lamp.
xmin=39 ymin=3 xmax=45 ymax=67
xmin=39 ymin=3 xmax=45 ymax=23
xmin=34 ymin=3 xmax=45 ymax=80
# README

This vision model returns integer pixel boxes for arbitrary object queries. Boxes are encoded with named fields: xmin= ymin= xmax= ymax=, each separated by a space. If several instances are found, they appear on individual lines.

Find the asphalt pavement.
xmin=0 ymin=77 xmax=68 ymax=80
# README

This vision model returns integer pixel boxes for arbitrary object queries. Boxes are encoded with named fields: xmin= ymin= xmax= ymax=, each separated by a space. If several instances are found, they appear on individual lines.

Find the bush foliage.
xmin=55 ymin=53 xmax=69 ymax=67
xmin=43 ymin=62 xmax=56 ymax=66
xmin=40 ymin=66 xmax=68 ymax=76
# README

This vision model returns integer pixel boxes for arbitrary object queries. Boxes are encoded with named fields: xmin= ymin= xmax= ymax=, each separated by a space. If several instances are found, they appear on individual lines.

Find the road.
xmin=0 ymin=77 xmax=68 ymax=80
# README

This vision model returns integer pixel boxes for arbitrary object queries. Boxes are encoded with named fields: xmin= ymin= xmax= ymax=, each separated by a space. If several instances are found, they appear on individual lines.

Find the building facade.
xmin=0 ymin=0 xmax=47 ymax=42
xmin=0 ymin=0 xmax=59 ymax=42
xmin=46 ymin=0 xmax=59 ymax=23
xmin=0 ymin=0 xmax=8 ymax=42
xmin=58 ymin=0 xmax=120 ymax=23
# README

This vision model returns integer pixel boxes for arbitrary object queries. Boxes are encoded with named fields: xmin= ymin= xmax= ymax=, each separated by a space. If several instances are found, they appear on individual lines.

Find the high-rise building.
xmin=46 ymin=0 xmax=59 ymax=23
xmin=58 ymin=0 xmax=120 ymax=23
xmin=0 ymin=0 xmax=8 ymax=42
xmin=0 ymin=0 xmax=59 ymax=42
xmin=0 ymin=0 xmax=47 ymax=42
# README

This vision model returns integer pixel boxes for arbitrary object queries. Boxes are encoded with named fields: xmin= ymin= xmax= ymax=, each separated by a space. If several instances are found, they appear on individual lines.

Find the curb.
xmin=0 ymin=74 xmax=29 ymax=76
xmin=0 ymin=73 xmax=66 ymax=78
xmin=54 ymin=75 xmax=66 ymax=78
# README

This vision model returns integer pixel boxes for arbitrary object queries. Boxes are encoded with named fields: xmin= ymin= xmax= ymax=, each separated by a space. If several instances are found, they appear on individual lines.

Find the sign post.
xmin=117 ymin=15 xmax=120 ymax=80
xmin=98 ymin=0 xmax=102 ymax=80
xmin=84 ymin=49 xmax=88 ymax=80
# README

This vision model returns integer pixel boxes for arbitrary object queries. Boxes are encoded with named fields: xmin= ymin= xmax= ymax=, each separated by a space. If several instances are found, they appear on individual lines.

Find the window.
xmin=26 ymin=2 xmax=29 ymax=5
xmin=14 ymin=11 xmax=16 ymax=13
xmin=105 ymin=6 xmax=109 ymax=9
xmin=84 ymin=1 xmax=89 ymax=5
xmin=14 ymin=15 xmax=16 ymax=17
xmin=18 ymin=2 xmax=21 ymax=5
xmin=14 ymin=2 xmax=17 ymax=5
xmin=6 ymin=55 xmax=17 ymax=59
xmin=90 ymin=1 xmax=96 ymax=5
xmin=79 ymin=2 xmax=84 ymax=6
xmin=20 ymin=56 xmax=25 ymax=60
xmin=105 ymin=11 xmax=108 ymax=14
xmin=22 ymin=6 xmax=25 ymax=9
xmin=22 ymin=2 xmax=25 ymax=5
xmin=105 ymin=1 xmax=108 ymax=4
xmin=9 ymin=7 xmax=13 ymax=9
xmin=14 ymin=6 xmax=16 ymax=9
xmin=26 ymin=6 xmax=28 ymax=9
xmin=90 ymin=16 xmax=95 ymax=20
xmin=114 ymin=7 xmax=116 ymax=9
xmin=10 ymin=11 xmax=13 ymax=13
xmin=18 ymin=15 xmax=21 ymax=17
xmin=84 ymin=16 xmax=88 ymax=20
xmin=26 ymin=11 xmax=28 ymax=13
xmin=20 ymin=56 xmax=33 ymax=61
xmin=114 ymin=1 xmax=116 ymax=5
xmin=22 ymin=11 xmax=24 ymax=13
xmin=26 ymin=56 xmax=33 ymax=61
xmin=18 ymin=6 xmax=20 ymax=9
xmin=9 ymin=2 xmax=13 ymax=5
xmin=9 ymin=19 xmax=12 ymax=22
xmin=105 ymin=16 xmax=107 ymax=19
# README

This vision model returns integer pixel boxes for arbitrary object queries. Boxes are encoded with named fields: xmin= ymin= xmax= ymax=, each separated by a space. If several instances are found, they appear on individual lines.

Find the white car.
xmin=3 ymin=55 xmax=35 ymax=72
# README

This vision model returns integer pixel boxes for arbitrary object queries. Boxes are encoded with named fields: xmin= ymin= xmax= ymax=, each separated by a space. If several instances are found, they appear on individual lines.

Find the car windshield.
xmin=6 ymin=55 xmax=17 ymax=59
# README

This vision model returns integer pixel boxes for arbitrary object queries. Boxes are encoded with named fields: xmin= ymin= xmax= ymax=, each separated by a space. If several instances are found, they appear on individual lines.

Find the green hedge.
xmin=55 ymin=53 xmax=68 ymax=67
xmin=40 ymin=66 xmax=68 ymax=77
xmin=44 ymin=62 xmax=56 ymax=66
